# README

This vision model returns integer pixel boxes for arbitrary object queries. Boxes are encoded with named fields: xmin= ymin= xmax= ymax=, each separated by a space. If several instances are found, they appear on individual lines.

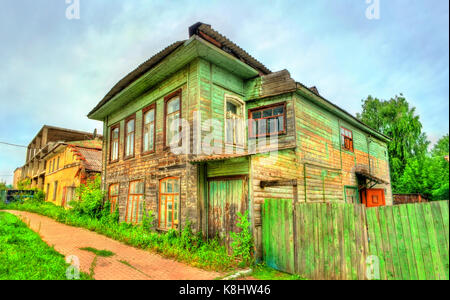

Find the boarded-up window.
xmin=340 ymin=127 xmax=354 ymax=152
xmin=125 ymin=180 xmax=144 ymax=224
xmin=110 ymin=125 xmax=119 ymax=162
xmin=225 ymin=97 xmax=244 ymax=146
xmin=165 ymin=93 xmax=181 ymax=147
xmin=125 ymin=117 xmax=135 ymax=158
xmin=109 ymin=183 xmax=119 ymax=213
xmin=159 ymin=177 xmax=180 ymax=230
xmin=249 ymin=103 xmax=286 ymax=138
xmin=142 ymin=104 xmax=156 ymax=153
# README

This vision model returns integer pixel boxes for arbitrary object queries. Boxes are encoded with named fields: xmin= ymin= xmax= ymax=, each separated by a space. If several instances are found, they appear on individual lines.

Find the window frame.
xmin=141 ymin=103 xmax=157 ymax=155
xmin=124 ymin=114 xmax=136 ymax=160
xmin=224 ymin=95 xmax=245 ymax=147
xmin=109 ymin=123 xmax=120 ymax=163
xmin=163 ymin=89 xmax=182 ymax=149
xmin=340 ymin=126 xmax=354 ymax=152
xmin=344 ymin=186 xmax=359 ymax=204
xmin=125 ymin=180 xmax=144 ymax=224
xmin=158 ymin=177 xmax=180 ymax=230
xmin=53 ymin=181 xmax=58 ymax=201
xmin=248 ymin=102 xmax=287 ymax=138
xmin=108 ymin=183 xmax=119 ymax=214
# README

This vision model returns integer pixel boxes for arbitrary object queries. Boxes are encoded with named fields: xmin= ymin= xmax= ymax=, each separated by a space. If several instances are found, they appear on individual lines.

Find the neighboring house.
xmin=87 ymin=23 xmax=392 ymax=257
xmin=18 ymin=125 xmax=99 ymax=190
xmin=393 ymin=193 xmax=428 ymax=205
xmin=42 ymin=140 xmax=102 ymax=207
xmin=13 ymin=167 xmax=22 ymax=189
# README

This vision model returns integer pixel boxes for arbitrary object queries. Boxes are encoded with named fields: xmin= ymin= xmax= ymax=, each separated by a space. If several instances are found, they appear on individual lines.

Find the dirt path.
xmin=6 ymin=210 xmax=221 ymax=280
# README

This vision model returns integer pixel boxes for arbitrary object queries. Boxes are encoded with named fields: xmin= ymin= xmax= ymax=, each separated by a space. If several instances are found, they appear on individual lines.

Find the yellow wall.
xmin=44 ymin=146 xmax=82 ymax=206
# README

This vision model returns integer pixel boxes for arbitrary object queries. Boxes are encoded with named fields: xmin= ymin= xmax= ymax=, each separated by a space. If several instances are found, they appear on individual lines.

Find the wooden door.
xmin=207 ymin=176 xmax=248 ymax=244
xmin=361 ymin=188 xmax=386 ymax=207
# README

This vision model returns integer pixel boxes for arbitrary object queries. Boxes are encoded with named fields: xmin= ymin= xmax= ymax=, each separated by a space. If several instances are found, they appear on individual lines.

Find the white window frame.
xmin=224 ymin=95 xmax=245 ymax=147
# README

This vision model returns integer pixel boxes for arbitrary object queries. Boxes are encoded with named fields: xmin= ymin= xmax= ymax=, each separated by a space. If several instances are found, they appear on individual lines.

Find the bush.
xmin=230 ymin=211 xmax=254 ymax=266
xmin=71 ymin=175 xmax=105 ymax=219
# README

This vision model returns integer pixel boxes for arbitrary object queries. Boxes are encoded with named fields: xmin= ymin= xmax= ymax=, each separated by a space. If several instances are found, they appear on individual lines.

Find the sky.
xmin=0 ymin=0 xmax=448 ymax=184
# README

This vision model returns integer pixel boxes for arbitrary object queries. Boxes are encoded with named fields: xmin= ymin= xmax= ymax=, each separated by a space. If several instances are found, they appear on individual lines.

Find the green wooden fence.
xmin=262 ymin=199 xmax=449 ymax=280
xmin=366 ymin=201 xmax=449 ymax=280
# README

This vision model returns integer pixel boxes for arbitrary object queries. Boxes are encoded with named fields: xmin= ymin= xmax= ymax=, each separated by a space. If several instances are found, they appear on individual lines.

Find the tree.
xmin=357 ymin=94 xmax=429 ymax=191
xmin=431 ymin=134 xmax=449 ymax=158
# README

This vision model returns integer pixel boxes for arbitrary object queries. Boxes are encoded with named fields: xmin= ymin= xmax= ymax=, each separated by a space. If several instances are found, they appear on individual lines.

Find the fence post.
xmin=292 ymin=180 xmax=299 ymax=273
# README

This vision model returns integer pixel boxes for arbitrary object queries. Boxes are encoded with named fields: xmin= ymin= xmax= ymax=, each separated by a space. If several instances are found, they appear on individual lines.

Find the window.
xmin=124 ymin=116 xmax=135 ymax=158
xmin=249 ymin=103 xmax=286 ymax=138
xmin=46 ymin=183 xmax=50 ymax=201
xmin=225 ymin=97 xmax=245 ymax=146
xmin=159 ymin=177 xmax=180 ymax=230
xmin=142 ymin=104 xmax=156 ymax=154
xmin=53 ymin=181 xmax=58 ymax=201
xmin=108 ymin=183 xmax=119 ymax=213
xmin=52 ymin=159 xmax=56 ymax=172
xmin=125 ymin=180 xmax=144 ymax=224
xmin=56 ymin=156 xmax=60 ymax=170
xmin=110 ymin=124 xmax=120 ymax=162
xmin=345 ymin=186 xmax=358 ymax=204
xmin=164 ymin=90 xmax=181 ymax=147
xmin=340 ymin=127 xmax=354 ymax=152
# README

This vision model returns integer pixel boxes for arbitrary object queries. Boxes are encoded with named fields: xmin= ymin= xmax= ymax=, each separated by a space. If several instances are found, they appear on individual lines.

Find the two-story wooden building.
xmin=88 ymin=23 xmax=392 ymax=256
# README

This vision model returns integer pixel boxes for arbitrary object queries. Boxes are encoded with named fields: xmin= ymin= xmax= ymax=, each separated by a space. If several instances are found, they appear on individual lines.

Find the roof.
xmin=72 ymin=146 xmax=102 ymax=172
xmin=355 ymin=165 xmax=389 ymax=185
xmin=88 ymin=41 xmax=186 ymax=117
xmin=189 ymin=22 xmax=271 ymax=75
xmin=67 ymin=139 xmax=102 ymax=150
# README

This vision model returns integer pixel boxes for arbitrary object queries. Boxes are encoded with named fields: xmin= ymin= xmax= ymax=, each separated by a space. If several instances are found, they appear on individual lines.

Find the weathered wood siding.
xmin=294 ymin=92 xmax=392 ymax=205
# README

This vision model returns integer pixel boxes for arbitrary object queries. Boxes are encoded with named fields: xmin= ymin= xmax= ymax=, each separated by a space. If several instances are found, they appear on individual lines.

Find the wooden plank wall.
xmin=366 ymin=201 xmax=449 ymax=280
xmin=262 ymin=199 xmax=449 ymax=280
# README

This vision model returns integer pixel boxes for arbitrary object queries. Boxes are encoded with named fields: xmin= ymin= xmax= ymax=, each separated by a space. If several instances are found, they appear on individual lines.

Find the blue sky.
xmin=0 ymin=0 xmax=448 ymax=184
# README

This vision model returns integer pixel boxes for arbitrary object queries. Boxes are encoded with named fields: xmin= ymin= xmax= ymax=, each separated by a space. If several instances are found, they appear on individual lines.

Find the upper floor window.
xmin=56 ymin=156 xmax=60 ymax=170
xmin=110 ymin=125 xmax=120 ymax=162
xmin=125 ymin=180 xmax=144 ymax=224
xmin=225 ymin=97 xmax=245 ymax=146
xmin=249 ymin=103 xmax=286 ymax=138
xmin=142 ymin=104 xmax=156 ymax=154
xmin=164 ymin=90 xmax=181 ymax=147
xmin=108 ymin=183 xmax=119 ymax=213
xmin=340 ymin=127 xmax=354 ymax=152
xmin=159 ymin=177 xmax=180 ymax=230
xmin=124 ymin=116 xmax=135 ymax=158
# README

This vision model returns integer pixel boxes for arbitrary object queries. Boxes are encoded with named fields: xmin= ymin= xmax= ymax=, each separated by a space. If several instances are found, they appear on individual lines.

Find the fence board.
xmin=262 ymin=200 xmax=449 ymax=280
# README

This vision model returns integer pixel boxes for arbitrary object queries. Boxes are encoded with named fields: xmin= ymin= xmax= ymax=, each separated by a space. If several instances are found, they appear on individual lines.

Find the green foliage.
xmin=0 ymin=181 xmax=8 ymax=191
xmin=230 ymin=211 xmax=254 ymax=266
xmin=357 ymin=95 xmax=429 ymax=191
xmin=17 ymin=178 xmax=31 ymax=190
xmin=141 ymin=209 xmax=156 ymax=232
xmin=250 ymin=263 xmax=305 ymax=280
xmin=80 ymin=247 xmax=115 ymax=257
xmin=71 ymin=175 xmax=105 ymax=219
xmin=1 ymin=201 xmax=237 ymax=271
xmin=0 ymin=212 xmax=91 ymax=280
xmin=357 ymin=95 xmax=448 ymax=199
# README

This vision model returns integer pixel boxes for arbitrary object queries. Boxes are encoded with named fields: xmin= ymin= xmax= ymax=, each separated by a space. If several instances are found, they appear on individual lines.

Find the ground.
xmin=5 ymin=210 xmax=221 ymax=280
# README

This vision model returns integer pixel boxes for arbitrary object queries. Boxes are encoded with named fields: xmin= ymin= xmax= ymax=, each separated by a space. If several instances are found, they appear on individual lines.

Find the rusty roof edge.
xmin=295 ymin=82 xmax=391 ymax=143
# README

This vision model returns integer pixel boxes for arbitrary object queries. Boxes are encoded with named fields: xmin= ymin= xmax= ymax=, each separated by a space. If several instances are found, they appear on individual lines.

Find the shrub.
xmin=71 ymin=175 xmax=105 ymax=219
xmin=141 ymin=209 xmax=156 ymax=232
xmin=230 ymin=211 xmax=254 ymax=266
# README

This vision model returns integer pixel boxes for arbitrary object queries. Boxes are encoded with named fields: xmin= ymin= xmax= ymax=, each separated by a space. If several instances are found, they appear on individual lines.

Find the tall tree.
xmin=357 ymin=94 xmax=429 ymax=191
xmin=431 ymin=134 xmax=449 ymax=157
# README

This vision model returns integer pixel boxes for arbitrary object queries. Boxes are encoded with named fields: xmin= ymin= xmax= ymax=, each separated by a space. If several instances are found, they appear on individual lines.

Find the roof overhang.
xmin=88 ymin=36 xmax=260 ymax=121
xmin=355 ymin=165 xmax=389 ymax=186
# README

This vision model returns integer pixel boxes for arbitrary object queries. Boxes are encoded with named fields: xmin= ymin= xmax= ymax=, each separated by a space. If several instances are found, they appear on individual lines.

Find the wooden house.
xmin=88 ymin=23 xmax=392 ymax=257
xmin=42 ymin=139 xmax=102 ymax=207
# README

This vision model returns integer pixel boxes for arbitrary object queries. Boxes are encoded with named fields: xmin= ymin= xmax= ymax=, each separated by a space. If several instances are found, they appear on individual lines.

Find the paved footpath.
xmin=6 ymin=211 xmax=222 ymax=280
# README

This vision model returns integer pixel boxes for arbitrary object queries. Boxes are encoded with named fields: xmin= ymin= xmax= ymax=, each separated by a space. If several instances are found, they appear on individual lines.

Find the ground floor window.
xmin=125 ymin=180 xmax=144 ymax=223
xmin=108 ymin=183 xmax=119 ymax=213
xmin=344 ymin=186 xmax=359 ymax=204
xmin=159 ymin=177 xmax=180 ymax=230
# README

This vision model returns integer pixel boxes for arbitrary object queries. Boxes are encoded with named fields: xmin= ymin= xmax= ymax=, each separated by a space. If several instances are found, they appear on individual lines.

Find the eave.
xmin=88 ymin=36 xmax=259 ymax=121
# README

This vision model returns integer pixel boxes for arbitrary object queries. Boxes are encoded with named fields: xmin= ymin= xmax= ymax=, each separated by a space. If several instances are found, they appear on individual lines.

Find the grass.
xmin=0 ymin=212 xmax=91 ymax=280
xmin=80 ymin=247 xmax=115 ymax=257
xmin=249 ymin=264 xmax=305 ymax=280
xmin=1 ymin=201 xmax=238 ymax=272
